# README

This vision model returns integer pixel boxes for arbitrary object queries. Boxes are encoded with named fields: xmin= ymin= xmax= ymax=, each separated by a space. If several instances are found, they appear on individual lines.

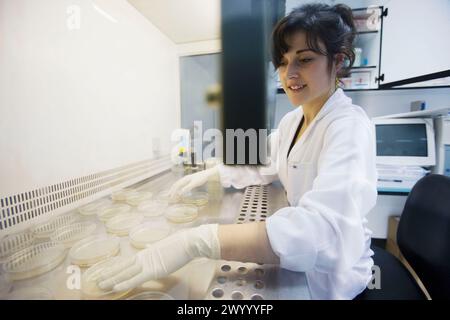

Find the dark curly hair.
xmin=271 ymin=3 xmax=356 ymax=79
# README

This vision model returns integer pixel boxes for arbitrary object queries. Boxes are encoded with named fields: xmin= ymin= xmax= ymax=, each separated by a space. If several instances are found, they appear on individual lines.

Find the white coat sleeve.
xmin=217 ymin=129 xmax=281 ymax=189
xmin=265 ymin=116 xmax=377 ymax=273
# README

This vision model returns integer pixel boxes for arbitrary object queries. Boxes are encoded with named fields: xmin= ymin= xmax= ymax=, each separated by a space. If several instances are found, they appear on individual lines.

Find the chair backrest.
xmin=397 ymin=174 xmax=450 ymax=300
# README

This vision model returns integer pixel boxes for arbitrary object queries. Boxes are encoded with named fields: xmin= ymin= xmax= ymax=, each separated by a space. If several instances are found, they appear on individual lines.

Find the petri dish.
xmin=126 ymin=291 xmax=174 ymax=300
xmin=69 ymin=235 xmax=120 ymax=267
xmin=81 ymin=256 xmax=132 ymax=300
xmin=97 ymin=203 xmax=131 ymax=222
xmin=137 ymin=199 xmax=168 ymax=217
xmin=165 ymin=204 xmax=198 ymax=224
xmin=2 ymin=242 xmax=67 ymax=281
xmin=111 ymin=188 xmax=138 ymax=202
xmin=105 ymin=213 xmax=144 ymax=236
xmin=125 ymin=191 xmax=153 ymax=206
xmin=0 ymin=231 xmax=35 ymax=261
xmin=5 ymin=286 xmax=54 ymax=300
xmin=182 ymin=191 xmax=209 ymax=207
xmin=157 ymin=189 xmax=181 ymax=204
xmin=33 ymin=213 xmax=79 ymax=239
xmin=78 ymin=199 xmax=112 ymax=216
xmin=50 ymin=221 xmax=96 ymax=247
xmin=129 ymin=222 xmax=171 ymax=249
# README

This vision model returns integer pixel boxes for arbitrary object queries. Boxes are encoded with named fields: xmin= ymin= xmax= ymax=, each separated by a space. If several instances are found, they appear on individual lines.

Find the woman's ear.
xmin=334 ymin=53 xmax=345 ymax=73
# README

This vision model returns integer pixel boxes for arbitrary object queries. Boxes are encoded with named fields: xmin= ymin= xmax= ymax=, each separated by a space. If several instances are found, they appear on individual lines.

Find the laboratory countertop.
xmin=1 ymin=169 xmax=311 ymax=300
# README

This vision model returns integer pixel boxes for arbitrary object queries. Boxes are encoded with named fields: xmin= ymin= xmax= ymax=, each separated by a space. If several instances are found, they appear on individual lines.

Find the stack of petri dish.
xmin=129 ymin=222 xmax=171 ymax=249
xmin=33 ymin=213 xmax=79 ymax=239
xmin=165 ymin=204 xmax=199 ymax=224
xmin=125 ymin=191 xmax=153 ymax=206
xmin=81 ymin=256 xmax=133 ymax=300
xmin=181 ymin=191 xmax=209 ymax=207
xmin=0 ymin=231 xmax=35 ymax=262
xmin=137 ymin=199 xmax=168 ymax=218
xmin=2 ymin=241 xmax=67 ymax=280
xmin=105 ymin=213 xmax=144 ymax=237
xmin=78 ymin=199 xmax=112 ymax=216
xmin=69 ymin=235 xmax=120 ymax=267
xmin=97 ymin=203 xmax=131 ymax=222
xmin=50 ymin=221 xmax=96 ymax=247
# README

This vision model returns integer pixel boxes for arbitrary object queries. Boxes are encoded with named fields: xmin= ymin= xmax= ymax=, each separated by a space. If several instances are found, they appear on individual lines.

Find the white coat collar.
xmin=287 ymin=88 xmax=351 ymax=160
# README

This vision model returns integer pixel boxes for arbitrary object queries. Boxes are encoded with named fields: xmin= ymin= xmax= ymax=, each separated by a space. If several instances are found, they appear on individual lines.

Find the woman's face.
xmin=278 ymin=31 xmax=337 ymax=107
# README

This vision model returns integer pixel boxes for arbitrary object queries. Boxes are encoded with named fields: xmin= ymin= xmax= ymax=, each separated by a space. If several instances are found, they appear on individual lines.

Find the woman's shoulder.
xmin=325 ymin=102 xmax=372 ymax=129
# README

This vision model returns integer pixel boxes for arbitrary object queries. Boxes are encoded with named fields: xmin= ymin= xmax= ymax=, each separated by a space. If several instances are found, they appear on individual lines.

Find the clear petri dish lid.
xmin=97 ymin=203 xmax=131 ymax=222
xmin=137 ymin=199 xmax=168 ymax=217
xmin=33 ymin=213 xmax=79 ymax=239
xmin=165 ymin=204 xmax=199 ymax=224
xmin=50 ymin=221 xmax=96 ymax=247
xmin=2 ymin=241 xmax=67 ymax=281
xmin=126 ymin=291 xmax=174 ymax=300
xmin=181 ymin=191 xmax=209 ymax=206
xmin=111 ymin=188 xmax=138 ymax=202
xmin=5 ymin=286 xmax=54 ymax=300
xmin=106 ymin=213 xmax=144 ymax=236
xmin=78 ymin=199 xmax=112 ymax=216
xmin=129 ymin=222 xmax=171 ymax=249
xmin=69 ymin=234 xmax=120 ymax=267
xmin=81 ymin=256 xmax=133 ymax=300
xmin=125 ymin=191 xmax=153 ymax=206
xmin=0 ymin=231 xmax=35 ymax=261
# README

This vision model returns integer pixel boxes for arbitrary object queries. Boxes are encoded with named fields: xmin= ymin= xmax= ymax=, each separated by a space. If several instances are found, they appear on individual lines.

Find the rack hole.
xmin=217 ymin=276 xmax=227 ymax=284
xmin=254 ymin=280 xmax=265 ymax=289
xmin=221 ymin=265 xmax=231 ymax=272
xmin=237 ymin=266 xmax=247 ymax=274
xmin=231 ymin=291 xmax=244 ymax=300
xmin=251 ymin=294 xmax=264 ymax=300
xmin=255 ymin=268 xmax=265 ymax=276
xmin=212 ymin=288 xmax=224 ymax=298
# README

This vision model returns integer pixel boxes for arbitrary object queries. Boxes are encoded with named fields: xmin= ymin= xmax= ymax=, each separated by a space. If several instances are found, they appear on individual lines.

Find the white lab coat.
xmin=217 ymin=88 xmax=377 ymax=299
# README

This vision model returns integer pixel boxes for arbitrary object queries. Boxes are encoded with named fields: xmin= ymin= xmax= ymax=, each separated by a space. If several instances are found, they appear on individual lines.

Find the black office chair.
xmin=355 ymin=174 xmax=450 ymax=300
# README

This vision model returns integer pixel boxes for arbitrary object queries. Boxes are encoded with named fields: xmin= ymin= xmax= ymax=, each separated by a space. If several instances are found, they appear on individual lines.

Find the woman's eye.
xmin=299 ymin=58 xmax=312 ymax=63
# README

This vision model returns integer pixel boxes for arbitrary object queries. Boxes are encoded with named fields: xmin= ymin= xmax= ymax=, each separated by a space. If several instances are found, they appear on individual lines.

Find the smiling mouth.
xmin=288 ymin=84 xmax=307 ymax=92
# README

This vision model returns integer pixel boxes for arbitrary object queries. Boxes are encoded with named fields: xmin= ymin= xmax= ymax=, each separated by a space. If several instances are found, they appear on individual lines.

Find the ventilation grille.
xmin=236 ymin=185 xmax=269 ymax=224
xmin=0 ymin=156 xmax=170 ymax=233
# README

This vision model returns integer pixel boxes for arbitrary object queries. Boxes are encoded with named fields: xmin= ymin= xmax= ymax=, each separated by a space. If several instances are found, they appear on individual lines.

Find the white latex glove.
xmin=97 ymin=224 xmax=221 ymax=292
xmin=168 ymin=166 xmax=220 ymax=199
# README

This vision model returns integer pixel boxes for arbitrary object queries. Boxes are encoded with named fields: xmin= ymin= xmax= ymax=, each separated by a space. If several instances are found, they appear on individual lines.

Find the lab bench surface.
xmin=1 ymin=170 xmax=311 ymax=300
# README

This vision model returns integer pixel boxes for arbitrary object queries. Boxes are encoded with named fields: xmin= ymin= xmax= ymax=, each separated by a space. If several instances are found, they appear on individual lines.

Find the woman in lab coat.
xmin=98 ymin=3 xmax=377 ymax=300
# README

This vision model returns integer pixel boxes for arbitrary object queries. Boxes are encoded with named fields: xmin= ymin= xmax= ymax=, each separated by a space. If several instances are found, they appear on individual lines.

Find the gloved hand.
xmin=168 ymin=166 xmax=220 ymax=199
xmin=97 ymin=224 xmax=221 ymax=292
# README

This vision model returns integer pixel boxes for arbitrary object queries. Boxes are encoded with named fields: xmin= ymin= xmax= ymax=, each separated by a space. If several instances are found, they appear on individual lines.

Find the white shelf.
xmin=374 ymin=107 xmax=450 ymax=119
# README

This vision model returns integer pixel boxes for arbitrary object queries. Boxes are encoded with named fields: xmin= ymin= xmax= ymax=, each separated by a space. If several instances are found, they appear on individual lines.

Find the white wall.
xmin=0 ymin=0 xmax=180 ymax=196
